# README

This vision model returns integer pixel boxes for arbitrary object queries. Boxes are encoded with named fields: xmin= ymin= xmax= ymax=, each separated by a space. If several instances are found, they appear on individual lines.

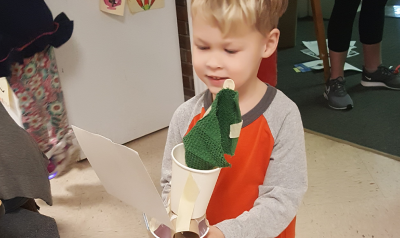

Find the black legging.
xmin=328 ymin=0 xmax=388 ymax=52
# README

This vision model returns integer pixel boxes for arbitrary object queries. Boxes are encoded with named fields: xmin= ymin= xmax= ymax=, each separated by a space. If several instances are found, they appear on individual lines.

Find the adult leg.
xmin=41 ymin=47 xmax=77 ymax=178
xmin=359 ymin=0 xmax=400 ymax=90
xmin=359 ymin=0 xmax=388 ymax=72
xmin=9 ymin=56 xmax=51 ymax=153
xmin=327 ymin=0 xmax=361 ymax=79
xmin=40 ymin=47 xmax=70 ymax=145
xmin=363 ymin=43 xmax=382 ymax=73
xmin=325 ymin=0 xmax=360 ymax=109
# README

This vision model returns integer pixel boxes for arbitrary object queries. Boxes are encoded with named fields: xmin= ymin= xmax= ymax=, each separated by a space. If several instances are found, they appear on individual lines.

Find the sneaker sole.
xmin=361 ymin=81 xmax=400 ymax=90
xmin=324 ymin=92 xmax=353 ymax=110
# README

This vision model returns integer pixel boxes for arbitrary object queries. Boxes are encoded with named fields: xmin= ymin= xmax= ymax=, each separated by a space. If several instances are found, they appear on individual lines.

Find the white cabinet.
xmin=46 ymin=0 xmax=184 ymax=144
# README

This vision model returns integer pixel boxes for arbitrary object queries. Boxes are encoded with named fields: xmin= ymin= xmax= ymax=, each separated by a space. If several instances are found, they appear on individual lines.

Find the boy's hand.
xmin=205 ymin=226 xmax=225 ymax=238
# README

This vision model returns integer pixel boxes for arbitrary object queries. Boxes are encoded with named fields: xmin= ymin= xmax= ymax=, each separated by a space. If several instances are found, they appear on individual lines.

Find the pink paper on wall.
xmin=100 ymin=0 xmax=126 ymax=16
xmin=127 ymin=0 xmax=165 ymax=14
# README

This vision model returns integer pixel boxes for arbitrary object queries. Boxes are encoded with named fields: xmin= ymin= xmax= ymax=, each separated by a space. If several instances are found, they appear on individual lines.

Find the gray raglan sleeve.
xmin=160 ymin=106 xmax=185 ymax=205
xmin=215 ymin=97 xmax=308 ymax=238
xmin=160 ymin=94 xmax=205 ymax=205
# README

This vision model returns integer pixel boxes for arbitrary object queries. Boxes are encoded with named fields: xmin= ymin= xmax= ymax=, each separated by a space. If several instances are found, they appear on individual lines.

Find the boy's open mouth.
xmin=207 ymin=76 xmax=229 ymax=80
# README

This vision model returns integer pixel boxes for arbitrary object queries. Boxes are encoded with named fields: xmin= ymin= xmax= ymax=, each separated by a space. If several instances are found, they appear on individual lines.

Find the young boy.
xmin=161 ymin=0 xmax=308 ymax=237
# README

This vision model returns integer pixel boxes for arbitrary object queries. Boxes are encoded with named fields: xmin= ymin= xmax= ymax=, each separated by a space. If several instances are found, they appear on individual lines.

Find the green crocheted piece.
xmin=183 ymin=88 xmax=242 ymax=170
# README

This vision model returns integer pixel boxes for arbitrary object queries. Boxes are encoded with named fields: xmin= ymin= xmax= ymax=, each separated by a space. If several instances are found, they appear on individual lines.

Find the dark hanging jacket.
xmin=0 ymin=0 xmax=73 ymax=77
xmin=0 ymin=103 xmax=52 ymax=205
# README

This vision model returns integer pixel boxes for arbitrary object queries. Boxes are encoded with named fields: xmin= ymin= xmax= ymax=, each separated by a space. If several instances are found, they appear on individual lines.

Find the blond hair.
xmin=191 ymin=0 xmax=288 ymax=36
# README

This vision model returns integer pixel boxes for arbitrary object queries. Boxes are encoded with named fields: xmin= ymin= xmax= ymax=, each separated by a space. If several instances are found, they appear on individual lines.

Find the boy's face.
xmin=192 ymin=15 xmax=274 ymax=96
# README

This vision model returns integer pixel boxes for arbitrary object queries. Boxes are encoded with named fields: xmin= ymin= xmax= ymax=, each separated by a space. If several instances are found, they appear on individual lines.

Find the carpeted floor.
xmin=276 ymin=14 xmax=400 ymax=159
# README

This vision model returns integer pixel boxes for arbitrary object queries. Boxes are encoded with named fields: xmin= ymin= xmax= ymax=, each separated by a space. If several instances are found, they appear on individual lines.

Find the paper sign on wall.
xmin=0 ymin=77 xmax=22 ymax=127
xmin=0 ymin=77 xmax=10 ymax=107
xmin=100 ymin=0 xmax=126 ymax=16
xmin=127 ymin=0 xmax=165 ymax=14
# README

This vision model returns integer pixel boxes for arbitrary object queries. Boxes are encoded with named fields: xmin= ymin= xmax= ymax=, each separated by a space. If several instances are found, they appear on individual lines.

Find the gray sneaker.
xmin=361 ymin=65 xmax=400 ymax=90
xmin=324 ymin=77 xmax=354 ymax=110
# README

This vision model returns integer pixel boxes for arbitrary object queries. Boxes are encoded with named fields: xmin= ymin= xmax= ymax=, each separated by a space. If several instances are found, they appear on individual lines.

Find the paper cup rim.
xmin=172 ymin=143 xmax=221 ymax=174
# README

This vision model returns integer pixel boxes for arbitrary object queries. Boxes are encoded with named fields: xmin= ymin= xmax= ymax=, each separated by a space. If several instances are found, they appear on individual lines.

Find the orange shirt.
xmin=161 ymin=86 xmax=307 ymax=238
xmin=185 ymin=108 xmax=296 ymax=238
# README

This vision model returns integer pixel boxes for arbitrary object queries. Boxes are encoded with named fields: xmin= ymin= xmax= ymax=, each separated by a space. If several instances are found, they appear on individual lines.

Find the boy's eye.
xmin=197 ymin=46 xmax=209 ymax=50
xmin=225 ymin=49 xmax=238 ymax=54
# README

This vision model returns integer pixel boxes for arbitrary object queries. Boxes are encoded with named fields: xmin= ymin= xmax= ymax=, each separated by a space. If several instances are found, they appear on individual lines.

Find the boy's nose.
xmin=206 ymin=55 xmax=222 ymax=69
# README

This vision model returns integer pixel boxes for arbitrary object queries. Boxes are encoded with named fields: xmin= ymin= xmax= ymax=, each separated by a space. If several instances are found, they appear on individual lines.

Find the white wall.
xmin=46 ymin=0 xmax=184 ymax=144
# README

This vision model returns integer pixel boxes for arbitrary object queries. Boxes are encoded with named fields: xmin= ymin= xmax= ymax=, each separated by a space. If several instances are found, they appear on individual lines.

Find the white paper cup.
xmin=170 ymin=143 xmax=221 ymax=219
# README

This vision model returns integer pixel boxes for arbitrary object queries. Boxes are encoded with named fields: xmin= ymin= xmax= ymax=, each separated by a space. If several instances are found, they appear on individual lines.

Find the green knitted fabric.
xmin=183 ymin=88 xmax=242 ymax=170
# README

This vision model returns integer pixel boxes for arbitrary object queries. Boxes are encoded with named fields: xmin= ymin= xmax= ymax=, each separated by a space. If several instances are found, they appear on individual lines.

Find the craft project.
xmin=169 ymin=79 xmax=243 ymax=237
xmin=170 ymin=143 xmax=221 ymax=220
xmin=127 ymin=0 xmax=165 ymax=14
xmin=71 ymin=80 xmax=242 ymax=238
xmin=72 ymin=126 xmax=210 ymax=238
xmin=0 ymin=77 xmax=10 ymax=107
xmin=0 ymin=77 xmax=22 ymax=126
xmin=100 ymin=0 xmax=126 ymax=16
xmin=183 ymin=79 xmax=242 ymax=170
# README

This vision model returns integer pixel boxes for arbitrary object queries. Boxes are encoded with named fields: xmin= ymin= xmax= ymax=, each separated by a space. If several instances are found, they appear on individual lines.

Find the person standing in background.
xmin=0 ymin=0 xmax=78 ymax=179
xmin=0 ymin=103 xmax=53 ymax=214
xmin=324 ymin=0 xmax=400 ymax=110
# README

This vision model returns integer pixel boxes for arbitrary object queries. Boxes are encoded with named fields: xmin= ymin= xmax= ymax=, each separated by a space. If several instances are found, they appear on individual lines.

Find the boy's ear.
xmin=262 ymin=28 xmax=280 ymax=58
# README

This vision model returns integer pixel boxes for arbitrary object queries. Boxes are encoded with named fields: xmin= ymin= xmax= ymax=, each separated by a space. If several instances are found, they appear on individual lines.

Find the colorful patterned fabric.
xmin=8 ymin=47 xmax=69 ymax=152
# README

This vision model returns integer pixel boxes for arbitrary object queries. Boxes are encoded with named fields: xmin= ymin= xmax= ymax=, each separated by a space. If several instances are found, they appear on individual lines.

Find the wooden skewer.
xmin=310 ymin=0 xmax=330 ymax=82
